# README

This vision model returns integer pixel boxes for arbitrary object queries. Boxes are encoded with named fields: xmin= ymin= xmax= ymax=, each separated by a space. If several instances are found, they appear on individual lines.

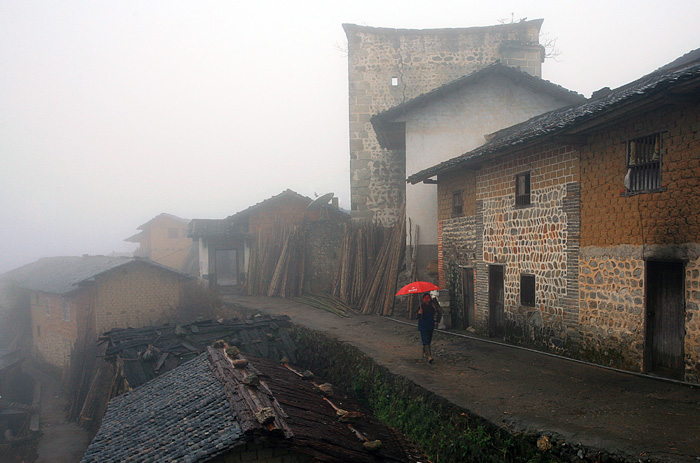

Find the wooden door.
xmin=460 ymin=268 xmax=475 ymax=329
xmin=489 ymin=265 xmax=505 ymax=338
xmin=646 ymin=260 xmax=685 ymax=379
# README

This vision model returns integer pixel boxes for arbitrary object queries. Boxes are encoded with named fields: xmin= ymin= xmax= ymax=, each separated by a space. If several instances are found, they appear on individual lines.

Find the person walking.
xmin=417 ymin=292 xmax=442 ymax=363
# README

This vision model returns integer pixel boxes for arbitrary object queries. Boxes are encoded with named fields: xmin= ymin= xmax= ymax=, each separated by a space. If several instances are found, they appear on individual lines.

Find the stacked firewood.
xmin=246 ymin=223 xmax=306 ymax=298
xmin=333 ymin=210 xmax=406 ymax=316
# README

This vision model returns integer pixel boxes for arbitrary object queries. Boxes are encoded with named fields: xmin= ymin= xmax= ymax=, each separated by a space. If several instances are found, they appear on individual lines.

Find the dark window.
xmin=520 ymin=274 xmax=535 ymax=306
xmin=452 ymin=190 xmax=463 ymax=217
xmin=625 ymin=133 xmax=661 ymax=193
xmin=36 ymin=325 xmax=40 ymax=337
xmin=168 ymin=228 xmax=180 ymax=238
xmin=45 ymin=298 xmax=50 ymax=315
xmin=515 ymin=172 xmax=531 ymax=207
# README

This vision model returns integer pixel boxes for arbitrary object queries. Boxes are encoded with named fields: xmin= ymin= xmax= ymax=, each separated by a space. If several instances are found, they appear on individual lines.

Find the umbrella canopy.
xmin=395 ymin=281 xmax=441 ymax=296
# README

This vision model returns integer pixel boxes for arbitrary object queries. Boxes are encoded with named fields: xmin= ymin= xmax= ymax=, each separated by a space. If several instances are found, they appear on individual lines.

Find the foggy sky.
xmin=2 ymin=0 xmax=699 ymax=273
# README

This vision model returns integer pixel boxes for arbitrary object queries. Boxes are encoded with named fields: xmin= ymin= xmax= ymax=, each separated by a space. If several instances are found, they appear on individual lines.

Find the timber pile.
xmin=246 ymin=223 xmax=306 ymax=298
xmin=357 ymin=209 xmax=406 ymax=316
xmin=332 ymin=222 xmax=385 ymax=307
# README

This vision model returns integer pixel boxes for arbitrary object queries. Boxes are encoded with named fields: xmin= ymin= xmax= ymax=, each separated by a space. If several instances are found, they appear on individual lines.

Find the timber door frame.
xmin=644 ymin=259 xmax=686 ymax=380
xmin=488 ymin=264 xmax=505 ymax=338
xmin=460 ymin=267 xmax=475 ymax=329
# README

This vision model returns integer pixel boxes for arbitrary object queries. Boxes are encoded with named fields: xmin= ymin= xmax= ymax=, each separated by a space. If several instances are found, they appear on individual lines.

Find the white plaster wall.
xmin=404 ymin=75 xmax=570 ymax=246
xmin=198 ymin=240 xmax=209 ymax=283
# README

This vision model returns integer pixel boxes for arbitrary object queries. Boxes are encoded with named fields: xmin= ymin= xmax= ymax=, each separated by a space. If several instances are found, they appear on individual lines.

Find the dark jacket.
xmin=417 ymin=298 xmax=443 ymax=331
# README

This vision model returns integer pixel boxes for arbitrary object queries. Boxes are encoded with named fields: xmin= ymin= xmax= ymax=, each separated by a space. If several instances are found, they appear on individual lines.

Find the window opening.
xmin=520 ymin=274 xmax=535 ymax=306
xmin=62 ymin=298 xmax=70 ymax=322
xmin=452 ymin=190 xmax=463 ymax=217
xmin=515 ymin=172 xmax=531 ymax=207
xmin=625 ymin=133 xmax=661 ymax=193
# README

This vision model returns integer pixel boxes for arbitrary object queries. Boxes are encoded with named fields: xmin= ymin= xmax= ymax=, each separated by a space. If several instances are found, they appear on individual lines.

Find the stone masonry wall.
xmin=94 ymin=262 xmax=182 ymax=334
xmin=474 ymin=144 xmax=580 ymax=350
xmin=345 ymin=21 xmax=544 ymax=225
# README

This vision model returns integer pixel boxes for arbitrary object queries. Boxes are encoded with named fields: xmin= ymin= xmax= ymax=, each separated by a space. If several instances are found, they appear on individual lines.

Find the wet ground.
xmin=226 ymin=295 xmax=700 ymax=463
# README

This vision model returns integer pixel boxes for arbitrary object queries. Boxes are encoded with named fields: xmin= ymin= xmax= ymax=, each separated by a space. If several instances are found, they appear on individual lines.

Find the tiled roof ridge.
xmin=373 ymin=62 xmax=584 ymax=125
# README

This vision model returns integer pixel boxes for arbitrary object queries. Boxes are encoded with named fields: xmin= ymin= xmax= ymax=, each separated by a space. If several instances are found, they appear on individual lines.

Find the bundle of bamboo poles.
xmin=356 ymin=209 xmax=406 ymax=316
xmin=246 ymin=223 xmax=306 ymax=299
xmin=332 ymin=222 xmax=385 ymax=307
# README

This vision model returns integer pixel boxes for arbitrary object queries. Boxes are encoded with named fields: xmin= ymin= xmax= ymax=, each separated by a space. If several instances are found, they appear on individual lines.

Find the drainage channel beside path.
xmin=225 ymin=295 xmax=700 ymax=463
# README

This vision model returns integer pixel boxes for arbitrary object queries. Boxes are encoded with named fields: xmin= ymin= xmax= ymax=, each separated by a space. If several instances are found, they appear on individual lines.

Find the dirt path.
xmin=34 ymin=378 xmax=90 ymax=463
xmin=227 ymin=295 xmax=700 ymax=463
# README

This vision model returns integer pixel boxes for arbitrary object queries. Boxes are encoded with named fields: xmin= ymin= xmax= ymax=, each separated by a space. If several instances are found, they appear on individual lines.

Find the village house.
xmin=1 ymin=256 xmax=190 ymax=372
xmin=371 ymin=62 xmax=584 ymax=280
xmin=344 ymin=19 xmax=547 ymax=226
xmin=125 ymin=213 xmax=197 ymax=274
xmin=190 ymin=189 xmax=348 ymax=292
xmin=408 ymin=49 xmax=700 ymax=382
xmin=81 ymin=347 xmax=416 ymax=463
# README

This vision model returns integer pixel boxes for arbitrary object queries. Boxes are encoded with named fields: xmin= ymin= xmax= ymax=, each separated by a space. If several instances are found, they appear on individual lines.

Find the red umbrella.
xmin=395 ymin=281 xmax=441 ymax=296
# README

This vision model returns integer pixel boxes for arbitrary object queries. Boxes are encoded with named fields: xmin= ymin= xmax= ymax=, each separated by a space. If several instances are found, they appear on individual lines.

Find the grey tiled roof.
xmin=81 ymin=354 xmax=243 ymax=463
xmin=1 ymin=256 xmax=187 ymax=295
xmin=372 ymin=62 xmax=584 ymax=126
xmin=408 ymin=51 xmax=700 ymax=184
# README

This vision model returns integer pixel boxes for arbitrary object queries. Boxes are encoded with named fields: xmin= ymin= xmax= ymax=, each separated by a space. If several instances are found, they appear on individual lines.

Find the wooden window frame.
xmin=515 ymin=172 xmax=531 ymax=207
xmin=452 ymin=190 xmax=464 ymax=218
xmin=623 ymin=133 xmax=663 ymax=195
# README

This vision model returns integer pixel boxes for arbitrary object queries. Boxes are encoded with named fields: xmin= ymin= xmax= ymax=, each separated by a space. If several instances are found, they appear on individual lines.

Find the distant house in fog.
xmin=1 ymin=256 xmax=190 ymax=371
xmin=189 ymin=189 xmax=348 ymax=291
xmin=125 ymin=213 xmax=197 ymax=275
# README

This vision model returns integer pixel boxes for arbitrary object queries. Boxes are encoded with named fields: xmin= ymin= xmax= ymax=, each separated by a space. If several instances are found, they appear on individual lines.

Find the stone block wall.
xmin=94 ymin=262 xmax=182 ymax=334
xmin=578 ymin=249 xmax=646 ymax=370
xmin=685 ymin=256 xmax=700 ymax=383
xmin=345 ymin=20 xmax=544 ymax=225
xmin=437 ymin=142 xmax=580 ymax=349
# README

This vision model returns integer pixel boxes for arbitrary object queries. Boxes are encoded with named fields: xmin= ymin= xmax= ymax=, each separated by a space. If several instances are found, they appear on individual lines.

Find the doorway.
xmin=645 ymin=260 xmax=685 ymax=379
xmin=215 ymin=249 xmax=238 ymax=287
xmin=458 ymin=268 xmax=475 ymax=329
xmin=489 ymin=265 xmax=505 ymax=338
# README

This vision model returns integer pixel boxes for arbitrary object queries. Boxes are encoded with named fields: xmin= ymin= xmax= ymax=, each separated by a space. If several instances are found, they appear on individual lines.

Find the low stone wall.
xmin=291 ymin=325 xmax=629 ymax=463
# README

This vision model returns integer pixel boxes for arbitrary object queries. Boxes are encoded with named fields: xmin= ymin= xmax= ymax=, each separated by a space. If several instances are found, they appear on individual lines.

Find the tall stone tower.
xmin=344 ymin=20 xmax=545 ymax=224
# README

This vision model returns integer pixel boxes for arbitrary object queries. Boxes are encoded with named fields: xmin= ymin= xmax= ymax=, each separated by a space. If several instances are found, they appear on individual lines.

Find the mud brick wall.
xmin=30 ymin=291 xmax=84 ymax=369
xmin=580 ymin=104 xmax=700 ymax=247
xmin=344 ymin=21 xmax=544 ymax=224
xmin=473 ymin=144 xmax=580 ymax=347
xmin=94 ymin=262 xmax=182 ymax=334
xmin=579 ymin=103 xmax=700 ymax=381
